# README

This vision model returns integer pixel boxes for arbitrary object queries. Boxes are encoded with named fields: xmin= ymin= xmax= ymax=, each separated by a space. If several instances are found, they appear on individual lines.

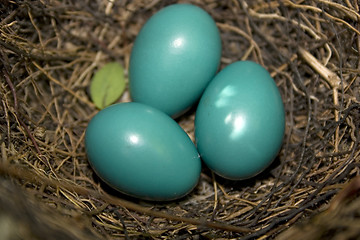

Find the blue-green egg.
xmin=195 ymin=61 xmax=285 ymax=180
xmin=129 ymin=4 xmax=222 ymax=117
xmin=85 ymin=102 xmax=201 ymax=201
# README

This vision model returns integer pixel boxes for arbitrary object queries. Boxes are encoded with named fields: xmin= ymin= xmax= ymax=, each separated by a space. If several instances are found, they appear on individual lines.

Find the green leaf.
xmin=90 ymin=62 xmax=126 ymax=109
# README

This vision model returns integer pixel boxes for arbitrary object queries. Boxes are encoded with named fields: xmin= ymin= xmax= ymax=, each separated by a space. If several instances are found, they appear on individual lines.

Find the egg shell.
xmin=195 ymin=61 xmax=285 ymax=180
xmin=129 ymin=4 xmax=222 ymax=117
xmin=85 ymin=102 xmax=201 ymax=201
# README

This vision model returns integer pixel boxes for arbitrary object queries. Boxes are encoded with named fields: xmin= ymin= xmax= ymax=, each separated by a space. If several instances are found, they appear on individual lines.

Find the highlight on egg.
xmin=195 ymin=61 xmax=285 ymax=180
xmin=129 ymin=3 xmax=222 ymax=117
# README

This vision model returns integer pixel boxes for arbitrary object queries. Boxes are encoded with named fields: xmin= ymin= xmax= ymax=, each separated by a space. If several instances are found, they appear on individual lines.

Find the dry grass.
xmin=0 ymin=0 xmax=359 ymax=239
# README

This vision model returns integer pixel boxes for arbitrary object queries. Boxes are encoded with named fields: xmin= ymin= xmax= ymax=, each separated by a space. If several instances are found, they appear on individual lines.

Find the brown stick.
xmin=0 ymin=163 xmax=253 ymax=234
xmin=1 ymin=50 xmax=49 ymax=168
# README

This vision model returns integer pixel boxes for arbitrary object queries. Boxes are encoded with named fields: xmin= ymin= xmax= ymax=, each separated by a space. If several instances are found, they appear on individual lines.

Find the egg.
xmin=85 ymin=102 xmax=201 ymax=201
xmin=195 ymin=61 xmax=285 ymax=180
xmin=129 ymin=4 xmax=222 ymax=117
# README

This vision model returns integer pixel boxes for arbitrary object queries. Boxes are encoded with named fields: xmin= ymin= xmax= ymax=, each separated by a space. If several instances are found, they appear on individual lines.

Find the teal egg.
xmin=85 ymin=102 xmax=201 ymax=201
xmin=129 ymin=4 xmax=221 ymax=117
xmin=195 ymin=61 xmax=285 ymax=180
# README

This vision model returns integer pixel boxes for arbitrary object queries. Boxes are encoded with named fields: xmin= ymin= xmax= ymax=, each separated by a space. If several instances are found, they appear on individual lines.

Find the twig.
xmin=216 ymin=22 xmax=264 ymax=66
xmin=318 ymin=0 xmax=360 ymax=22
xmin=2 ymin=67 xmax=49 ymax=168
xmin=0 ymin=39 xmax=75 ymax=62
xmin=0 ymin=163 xmax=253 ymax=234
xmin=32 ymin=61 xmax=95 ymax=108
xmin=298 ymin=47 xmax=341 ymax=152
xmin=297 ymin=47 xmax=342 ymax=89
xmin=212 ymin=172 xmax=218 ymax=213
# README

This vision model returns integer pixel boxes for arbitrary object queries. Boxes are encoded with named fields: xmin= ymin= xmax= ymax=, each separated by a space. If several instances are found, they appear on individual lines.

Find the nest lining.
xmin=0 ymin=0 xmax=360 ymax=239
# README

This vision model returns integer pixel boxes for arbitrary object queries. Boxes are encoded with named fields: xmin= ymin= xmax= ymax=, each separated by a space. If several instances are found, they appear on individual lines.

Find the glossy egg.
xmin=195 ymin=61 xmax=285 ymax=180
xmin=85 ymin=102 xmax=201 ymax=201
xmin=129 ymin=4 xmax=222 ymax=117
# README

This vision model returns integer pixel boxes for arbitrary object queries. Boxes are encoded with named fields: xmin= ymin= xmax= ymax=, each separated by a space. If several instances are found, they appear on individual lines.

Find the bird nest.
xmin=1 ymin=0 xmax=360 ymax=239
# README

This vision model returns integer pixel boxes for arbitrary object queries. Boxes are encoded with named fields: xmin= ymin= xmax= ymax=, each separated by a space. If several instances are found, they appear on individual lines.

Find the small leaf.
xmin=90 ymin=62 xmax=126 ymax=109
